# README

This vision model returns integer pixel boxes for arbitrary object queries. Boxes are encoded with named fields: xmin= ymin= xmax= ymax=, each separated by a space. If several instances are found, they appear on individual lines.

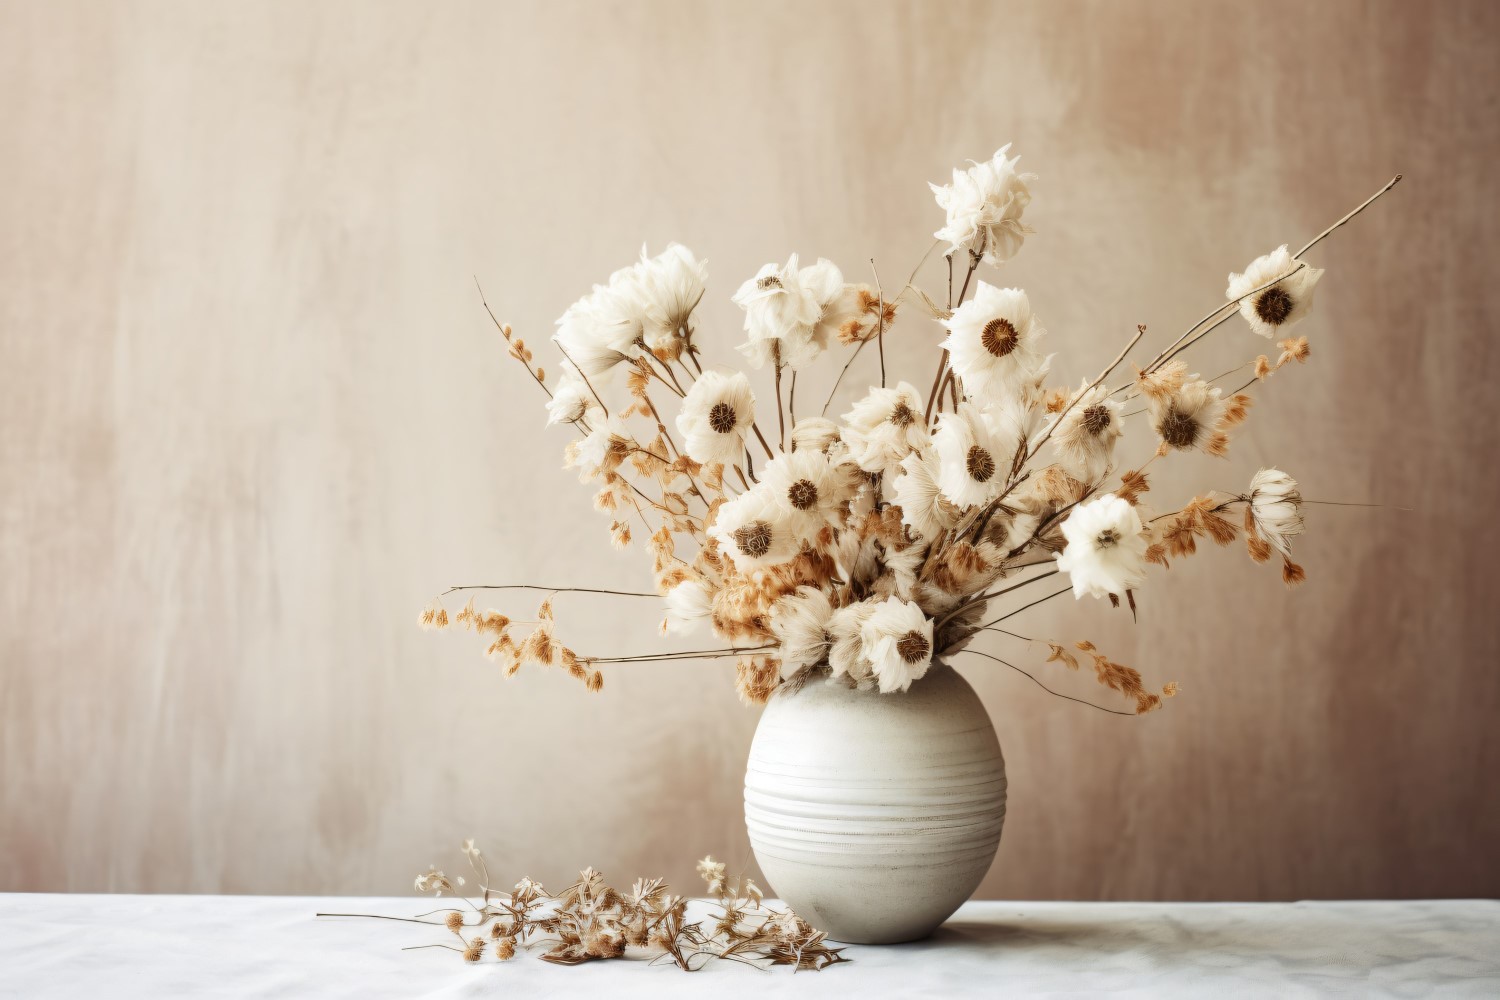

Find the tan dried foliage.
xmin=379 ymin=846 xmax=846 ymax=972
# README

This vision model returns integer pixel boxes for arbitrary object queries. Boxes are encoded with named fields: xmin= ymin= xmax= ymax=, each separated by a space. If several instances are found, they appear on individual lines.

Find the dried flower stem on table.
xmin=319 ymin=844 xmax=846 ymax=972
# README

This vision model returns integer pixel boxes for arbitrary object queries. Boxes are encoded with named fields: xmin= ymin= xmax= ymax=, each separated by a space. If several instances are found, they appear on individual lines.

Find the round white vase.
xmin=743 ymin=663 xmax=1007 ymax=944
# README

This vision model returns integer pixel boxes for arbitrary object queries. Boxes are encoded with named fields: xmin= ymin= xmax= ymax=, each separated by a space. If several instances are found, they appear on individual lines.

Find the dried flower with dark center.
xmin=1081 ymin=403 xmax=1112 ymax=436
xmin=896 ymin=629 xmax=931 ymax=664
xmin=966 ymin=445 xmax=996 ymax=483
xmin=1096 ymin=528 xmax=1121 ymax=549
xmin=732 ymin=521 xmax=773 ymax=558
xmin=1158 ymin=404 xmax=1200 ymax=449
xmin=980 ymin=317 xmax=1019 ymax=357
xmin=757 ymin=275 xmax=784 ymax=290
xmin=787 ymin=479 xmax=819 ymax=511
xmin=890 ymin=401 xmax=916 ymax=427
xmin=708 ymin=401 xmax=738 ymax=434
xmin=1255 ymin=286 xmax=1294 ymax=325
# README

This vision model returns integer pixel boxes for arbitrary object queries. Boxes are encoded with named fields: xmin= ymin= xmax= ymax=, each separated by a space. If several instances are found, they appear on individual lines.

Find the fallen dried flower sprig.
xmin=319 ymin=845 xmax=847 ymax=972
xmin=418 ymin=145 xmax=1400 ymax=716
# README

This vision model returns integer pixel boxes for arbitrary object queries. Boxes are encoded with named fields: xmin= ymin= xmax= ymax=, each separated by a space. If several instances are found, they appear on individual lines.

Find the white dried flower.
xmin=932 ymin=402 xmax=1020 ymax=509
xmin=696 ymin=856 xmax=727 ymax=894
xmin=827 ymin=602 xmax=877 ymax=688
xmin=661 ymin=579 xmax=713 ymax=636
xmin=637 ymin=243 xmax=708 ymax=359
xmin=675 ymin=370 xmax=756 ymax=468
xmin=415 ymin=867 xmax=456 ymax=896
xmin=732 ymin=255 xmax=843 ymax=371
xmin=1248 ymin=468 xmax=1304 ymax=558
xmin=552 ymin=265 xmax=647 ymax=380
xmin=1047 ymin=381 xmax=1125 ymax=482
xmin=858 ymin=596 xmax=934 ymax=694
xmin=1147 ymin=378 xmax=1226 ymax=454
xmin=1055 ymin=494 xmax=1148 ymax=600
xmin=940 ymin=283 xmax=1048 ymax=401
xmin=569 ymin=414 xmax=629 ymax=477
xmin=769 ymin=586 xmax=835 ymax=675
xmin=891 ymin=449 xmax=957 ymax=541
xmin=760 ymin=448 xmax=844 ymax=533
xmin=789 ymin=416 xmax=843 ymax=454
xmin=1226 ymin=245 xmax=1325 ymax=338
xmin=545 ymin=366 xmax=600 ymax=426
xmin=710 ymin=488 xmax=798 ymax=570
xmin=930 ymin=143 xmax=1035 ymax=264
xmin=840 ymin=381 xmax=930 ymax=475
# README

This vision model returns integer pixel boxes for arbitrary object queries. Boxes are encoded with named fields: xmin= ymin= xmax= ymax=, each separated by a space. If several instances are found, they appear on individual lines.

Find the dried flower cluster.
xmin=422 ymin=147 xmax=1398 ymax=715
xmin=325 ymin=844 xmax=845 ymax=973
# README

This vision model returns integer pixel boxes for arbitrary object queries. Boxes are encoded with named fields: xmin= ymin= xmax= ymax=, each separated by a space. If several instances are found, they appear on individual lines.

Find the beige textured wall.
xmin=3 ymin=0 xmax=1497 ymax=901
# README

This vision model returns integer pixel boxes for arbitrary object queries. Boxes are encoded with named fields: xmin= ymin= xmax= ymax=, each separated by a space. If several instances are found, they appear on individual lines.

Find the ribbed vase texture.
xmin=744 ymin=664 xmax=1007 ymax=944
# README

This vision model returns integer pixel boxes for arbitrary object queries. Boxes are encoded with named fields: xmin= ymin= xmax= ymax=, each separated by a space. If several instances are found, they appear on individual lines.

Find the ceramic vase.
xmin=743 ymin=663 xmax=1007 ymax=944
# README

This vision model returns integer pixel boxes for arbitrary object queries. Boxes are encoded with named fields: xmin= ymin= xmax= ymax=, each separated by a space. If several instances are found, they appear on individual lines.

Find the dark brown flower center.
xmin=980 ymin=317 xmax=1019 ymax=357
xmin=732 ymin=521 xmax=773 ymax=558
xmin=787 ymin=479 xmax=819 ymax=510
xmin=1081 ymin=404 xmax=1111 ymax=437
xmin=1158 ymin=404 xmax=1200 ymax=449
xmin=756 ymin=275 xmax=784 ymax=291
xmin=890 ymin=401 xmax=916 ymax=427
xmin=966 ymin=445 xmax=996 ymax=483
xmin=896 ymin=629 xmax=930 ymax=664
xmin=708 ymin=401 xmax=738 ymax=434
xmin=1255 ymin=286 xmax=1294 ymax=325
xmin=1096 ymin=528 xmax=1120 ymax=549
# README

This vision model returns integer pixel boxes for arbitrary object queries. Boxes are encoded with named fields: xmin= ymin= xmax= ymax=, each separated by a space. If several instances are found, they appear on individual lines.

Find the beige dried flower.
xmin=735 ymin=655 xmax=781 ymax=706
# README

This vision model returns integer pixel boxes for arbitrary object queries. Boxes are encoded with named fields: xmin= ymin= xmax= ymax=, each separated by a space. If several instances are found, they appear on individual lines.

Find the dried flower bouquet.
xmin=422 ymin=145 xmax=1399 ymax=715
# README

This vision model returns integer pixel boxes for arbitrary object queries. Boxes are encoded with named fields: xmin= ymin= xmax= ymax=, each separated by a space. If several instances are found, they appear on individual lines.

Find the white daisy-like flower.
xmin=1046 ymin=380 xmax=1125 ymax=482
xmin=637 ymin=243 xmax=707 ymax=359
xmin=710 ymin=488 xmax=799 ymax=570
xmin=554 ymin=302 xmax=635 ymax=382
xmin=1226 ymin=245 xmax=1325 ymax=339
xmin=932 ymin=402 xmax=1020 ymax=509
xmin=732 ymin=255 xmax=843 ymax=371
xmin=768 ymin=586 xmax=835 ymax=675
xmin=1148 ymin=378 xmax=1226 ymax=453
xmin=789 ymin=416 xmax=842 ymax=454
xmin=569 ymin=414 xmax=629 ymax=478
xmin=760 ymin=448 xmax=844 ymax=533
xmin=675 ymin=370 xmax=756 ymax=468
xmin=552 ymin=263 xmax=651 ymax=381
xmin=940 ymin=283 xmax=1048 ymax=400
xmin=827 ymin=601 xmax=877 ymax=688
xmin=858 ymin=596 xmax=935 ymax=694
xmin=930 ymin=144 xmax=1036 ymax=264
xmin=1247 ymin=468 xmax=1304 ymax=558
xmin=891 ymin=449 xmax=958 ymax=541
xmin=840 ymin=381 xmax=930 ymax=475
xmin=1055 ymin=494 xmax=1149 ymax=600
xmin=545 ymin=366 xmax=600 ymax=427
xmin=661 ymin=579 xmax=713 ymax=636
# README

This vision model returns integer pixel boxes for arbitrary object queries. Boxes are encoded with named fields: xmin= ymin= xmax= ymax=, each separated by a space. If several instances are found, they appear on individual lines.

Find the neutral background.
xmin=3 ymin=0 xmax=1496 ymax=901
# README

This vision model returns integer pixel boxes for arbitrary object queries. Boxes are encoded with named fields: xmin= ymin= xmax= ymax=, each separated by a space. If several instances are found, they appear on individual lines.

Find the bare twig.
xmin=953 ymin=649 xmax=1135 ymax=716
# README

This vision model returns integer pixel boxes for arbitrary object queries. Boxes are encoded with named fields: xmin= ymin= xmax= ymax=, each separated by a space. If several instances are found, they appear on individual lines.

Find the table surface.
xmin=2 ymin=894 xmax=1496 ymax=998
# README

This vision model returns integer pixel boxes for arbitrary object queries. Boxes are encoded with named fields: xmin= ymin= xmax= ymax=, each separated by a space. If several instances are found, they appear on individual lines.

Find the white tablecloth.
xmin=1 ymin=894 xmax=1495 ymax=998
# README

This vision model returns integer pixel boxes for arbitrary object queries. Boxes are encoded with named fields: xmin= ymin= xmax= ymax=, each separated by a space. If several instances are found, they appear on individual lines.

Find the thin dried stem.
xmin=954 ymin=649 xmax=1135 ymax=716
xmin=441 ymin=585 xmax=659 ymax=598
